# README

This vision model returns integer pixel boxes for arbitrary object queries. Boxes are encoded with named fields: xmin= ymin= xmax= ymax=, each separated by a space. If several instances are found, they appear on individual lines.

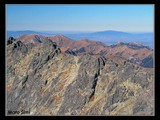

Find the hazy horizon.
xmin=7 ymin=29 xmax=154 ymax=34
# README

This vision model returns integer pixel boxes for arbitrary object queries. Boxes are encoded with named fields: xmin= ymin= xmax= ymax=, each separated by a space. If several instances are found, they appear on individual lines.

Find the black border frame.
xmin=1 ymin=0 xmax=159 ymax=119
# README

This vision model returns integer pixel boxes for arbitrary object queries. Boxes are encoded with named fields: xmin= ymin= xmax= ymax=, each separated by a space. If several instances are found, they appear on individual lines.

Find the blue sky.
xmin=6 ymin=4 xmax=154 ymax=32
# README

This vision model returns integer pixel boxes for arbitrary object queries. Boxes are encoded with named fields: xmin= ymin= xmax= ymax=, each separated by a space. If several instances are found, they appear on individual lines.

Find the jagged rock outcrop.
xmin=65 ymin=49 xmax=77 ymax=56
xmin=6 ymin=37 xmax=154 ymax=116
xmin=7 ymin=36 xmax=16 ymax=45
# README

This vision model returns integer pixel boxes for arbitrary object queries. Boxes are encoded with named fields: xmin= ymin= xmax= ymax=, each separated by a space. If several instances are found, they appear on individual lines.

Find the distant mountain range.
xmin=7 ymin=30 xmax=154 ymax=48
xmin=65 ymin=30 xmax=154 ymax=48
xmin=7 ymin=30 xmax=55 ymax=38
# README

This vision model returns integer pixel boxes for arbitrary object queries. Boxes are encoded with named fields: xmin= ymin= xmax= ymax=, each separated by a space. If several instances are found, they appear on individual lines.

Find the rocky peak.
xmin=11 ymin=41 xmax=28 ymax=61
xmin=41 ymin=38 xmax=58 ymax=51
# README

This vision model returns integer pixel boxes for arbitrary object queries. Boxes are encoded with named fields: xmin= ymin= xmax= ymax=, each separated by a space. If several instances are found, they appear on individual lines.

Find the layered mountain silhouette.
xmin=7 ymin=30 xmax=154 ymax=48
xmin=6 ymin=35 xmax=154 ymax=115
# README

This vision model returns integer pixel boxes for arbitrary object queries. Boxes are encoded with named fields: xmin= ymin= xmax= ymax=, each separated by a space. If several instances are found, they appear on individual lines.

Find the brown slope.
xmin=48 ymin=35 xmax=107 ymax=54
xmin=48 ymin=35 xmax=153 ymax=61
xmin=104 ymin=44 xmax=152 ymax=60
xmin=16 ymin=34 xmax=45 ymax=44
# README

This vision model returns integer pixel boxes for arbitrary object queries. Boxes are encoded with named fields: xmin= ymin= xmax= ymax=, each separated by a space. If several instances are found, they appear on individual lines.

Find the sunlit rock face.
xmin=6 ymin=37 xmax=154 ymax=116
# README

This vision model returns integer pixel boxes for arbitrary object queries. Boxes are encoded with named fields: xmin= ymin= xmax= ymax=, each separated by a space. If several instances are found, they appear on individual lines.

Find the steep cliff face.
xmin=6 ymin=38 xmax=154 ymax=116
